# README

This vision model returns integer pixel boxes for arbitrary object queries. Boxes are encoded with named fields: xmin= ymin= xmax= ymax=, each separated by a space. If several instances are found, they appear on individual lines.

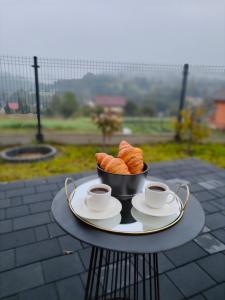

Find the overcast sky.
xmin=1 ymin=0 xmax=225 ymax=65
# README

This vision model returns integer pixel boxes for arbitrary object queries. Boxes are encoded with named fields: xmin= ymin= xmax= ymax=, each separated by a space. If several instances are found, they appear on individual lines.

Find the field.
xmin=0 ymin=115 xmax=174 ymax=134
xmin=0 ymin=142 xmax=225 ymax=181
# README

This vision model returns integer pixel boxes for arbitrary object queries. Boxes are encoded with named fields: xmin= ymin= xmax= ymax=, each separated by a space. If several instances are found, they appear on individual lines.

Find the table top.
xmin=51 ymin=175 xmax=205 ymax=253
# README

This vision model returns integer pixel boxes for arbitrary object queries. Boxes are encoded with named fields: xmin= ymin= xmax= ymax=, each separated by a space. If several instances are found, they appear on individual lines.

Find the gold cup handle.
xmin=175 ymin=183 xmax=190 ymax=212
xmin=64 ymin=177 xmax=76 ymax=204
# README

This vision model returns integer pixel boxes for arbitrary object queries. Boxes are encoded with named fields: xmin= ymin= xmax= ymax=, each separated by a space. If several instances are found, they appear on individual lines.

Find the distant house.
xmin=8 ymin=102 xmax=19 ymax=111
xmin=94 ymin=95 xmax=126 ymax=114
xmin=210 ymin=89 xmax=225 ymax=129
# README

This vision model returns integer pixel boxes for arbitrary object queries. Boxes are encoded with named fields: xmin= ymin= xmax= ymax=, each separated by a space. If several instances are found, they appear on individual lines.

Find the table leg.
xmin=153 ymin=253 xmax=160 ymax=300
xmin=84 ymin=248 xmax=160 ymax=300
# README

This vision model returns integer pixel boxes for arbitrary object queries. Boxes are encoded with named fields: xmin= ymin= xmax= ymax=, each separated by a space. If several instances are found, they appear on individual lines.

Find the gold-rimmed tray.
xmin=65 ymin=177 xmax=190 ymax=235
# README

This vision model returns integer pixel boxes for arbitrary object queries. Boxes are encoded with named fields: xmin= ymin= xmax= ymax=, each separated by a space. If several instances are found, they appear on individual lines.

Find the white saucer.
xmin=70 ymin=192 xmax=122 ymax=220
xmin=131 ymin=207 xmax=179 ymax=229
xmin=131 ymin=192 xmax=181 ymax=217
xmin=86 ymin=214 xmax=121 ymax=229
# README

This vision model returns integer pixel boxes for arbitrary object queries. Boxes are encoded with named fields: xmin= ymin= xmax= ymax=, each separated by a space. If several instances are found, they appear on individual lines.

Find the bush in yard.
xmin=92 ymin=109 xmax=122 ymax=145
xmin=175 ymin=106 xmax=211 ymax=154
xmin=46 ymin=92 xmax=78 ymax=118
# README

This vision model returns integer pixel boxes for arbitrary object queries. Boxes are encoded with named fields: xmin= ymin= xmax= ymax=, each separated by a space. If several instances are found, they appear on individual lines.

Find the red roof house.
xmin=95 ymin=95 xmax=126 ymax=107
xmin=8 ymin=102 xmax=19 ymax=110
xmin=210 ymin=89 xmax=225 ymax=129
xmin=94 ymin=95 xmax=126 ymax=114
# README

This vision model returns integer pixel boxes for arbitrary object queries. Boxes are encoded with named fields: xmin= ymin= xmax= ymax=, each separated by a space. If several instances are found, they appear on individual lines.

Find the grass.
xmin=0 ymin=115 xmax=174 ymax=134
xmin=0 ymin=142 xmax=225 ymax=181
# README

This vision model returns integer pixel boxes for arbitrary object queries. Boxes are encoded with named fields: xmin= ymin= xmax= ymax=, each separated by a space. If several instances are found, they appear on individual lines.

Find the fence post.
xmin=32 ymin=56 xmax=44 ymax=143
xmin=175 ymin=63 xmax=189 ymax=141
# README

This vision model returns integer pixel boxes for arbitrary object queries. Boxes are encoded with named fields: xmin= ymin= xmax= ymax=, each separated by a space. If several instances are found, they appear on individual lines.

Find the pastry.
xmin=95 ymin=153 xmax=130 ymax=174
xmin=118 ymin=140 xmax=144 ymax=174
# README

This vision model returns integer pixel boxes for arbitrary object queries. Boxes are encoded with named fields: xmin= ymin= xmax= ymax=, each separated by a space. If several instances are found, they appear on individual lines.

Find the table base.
xmin=84 ymin=247 xmax=160 ymax=300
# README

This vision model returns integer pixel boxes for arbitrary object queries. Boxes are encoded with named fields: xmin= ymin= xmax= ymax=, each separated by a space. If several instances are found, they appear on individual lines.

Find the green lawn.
xmin=0 ymin=115 xmax=174 ymax=134
xmin=0 ymin=142 xmax=225 ymax=181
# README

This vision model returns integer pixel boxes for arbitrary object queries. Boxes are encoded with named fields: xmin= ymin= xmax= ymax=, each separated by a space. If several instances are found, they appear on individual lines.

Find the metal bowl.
xmin=97 ymin=162 xmax=149 ymax=201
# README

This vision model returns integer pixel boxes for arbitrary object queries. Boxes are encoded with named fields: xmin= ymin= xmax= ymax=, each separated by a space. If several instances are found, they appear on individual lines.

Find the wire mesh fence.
xmin=0 ymin=55 xmax=225 ymax=141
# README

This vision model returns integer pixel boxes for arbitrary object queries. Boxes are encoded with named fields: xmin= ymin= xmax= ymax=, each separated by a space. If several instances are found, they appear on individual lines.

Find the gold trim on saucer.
xmin=64 ymin=178 xmax=190 ymax=235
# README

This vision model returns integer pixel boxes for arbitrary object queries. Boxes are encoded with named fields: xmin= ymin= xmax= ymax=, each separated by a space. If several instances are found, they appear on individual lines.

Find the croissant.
xmin=95 ymin=153 xmax=130 ymax=174
xmin=118 ymin=140 xmax=144 ymax=174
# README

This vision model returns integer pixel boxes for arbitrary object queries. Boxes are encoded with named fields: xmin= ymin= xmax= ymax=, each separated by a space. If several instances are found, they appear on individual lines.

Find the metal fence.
xmin=0 ymin=55 xmax=225 ymax=142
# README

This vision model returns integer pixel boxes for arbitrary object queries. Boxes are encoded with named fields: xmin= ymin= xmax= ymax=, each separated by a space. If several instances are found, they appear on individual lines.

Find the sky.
xmin=1 ymin=0 xmax=225 ymax=65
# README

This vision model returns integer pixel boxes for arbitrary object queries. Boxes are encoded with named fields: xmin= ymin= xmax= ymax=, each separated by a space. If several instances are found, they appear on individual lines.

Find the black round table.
xmin=52 ymin=175 xmax=205 ymax=300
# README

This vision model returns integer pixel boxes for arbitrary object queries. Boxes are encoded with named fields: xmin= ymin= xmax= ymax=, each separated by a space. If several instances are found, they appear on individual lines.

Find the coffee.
xmin=90 ymin=188 xmax=109 ymax=194
xmin=148 ymin=186 xmax=165 ymax=192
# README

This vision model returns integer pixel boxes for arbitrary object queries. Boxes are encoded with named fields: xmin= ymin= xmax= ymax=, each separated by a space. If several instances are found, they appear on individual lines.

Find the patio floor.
xmin=0 ymin=158 xmax=225 ymax=300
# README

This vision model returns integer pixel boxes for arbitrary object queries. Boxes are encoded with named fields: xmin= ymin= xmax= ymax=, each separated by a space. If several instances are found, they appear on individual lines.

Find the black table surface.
xmin=51 ymin=175 xmax=205 ymax=253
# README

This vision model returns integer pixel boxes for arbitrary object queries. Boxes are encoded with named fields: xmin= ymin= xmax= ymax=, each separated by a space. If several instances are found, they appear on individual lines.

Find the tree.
xmin=18 ymin=98 xmax=30 ymax=113
xmin=46 ymin=92 xmax=78 ymax=118
xmin=124 ymin=100 xmax=139 ymax=116
xmin=174 ymin=106 xmax=211 ymax=154
xmin=140 ymin=104 xmax=155 ymax=116
xmin=60 ymin=92 xmax=78 ymax=118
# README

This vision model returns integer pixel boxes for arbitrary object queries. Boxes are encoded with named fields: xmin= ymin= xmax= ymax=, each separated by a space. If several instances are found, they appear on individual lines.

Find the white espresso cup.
xmin=86 ymin=184 xmax=112 ymax=211
xmin=145 ymin=181 xmax=176 ymax=209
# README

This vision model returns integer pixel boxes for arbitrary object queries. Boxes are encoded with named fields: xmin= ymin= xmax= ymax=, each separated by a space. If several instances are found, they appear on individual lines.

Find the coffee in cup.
xmin=86 ymin=184 xmax=112 ymax=211
xmin=145 ymin=182 xmax=175 ymax=209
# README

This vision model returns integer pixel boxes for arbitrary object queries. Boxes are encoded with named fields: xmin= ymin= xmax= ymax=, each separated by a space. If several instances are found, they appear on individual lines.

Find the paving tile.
xmin=155 ymin=274 xmax=184 ymax=300
xmin=164 ymin=241 xmax=207 ymax=267
xmin=56 ymin=275 xmax=84 ymax=300
xmin=188 ymin=294 xmax=205 ymax=300
xmin=49 ymin=211 xmax=55 ymax=222
xmin=78 ymin=247 xmax=92 ymax=270
xmin=203 ymin=282 xmax=225 ymax=300
xmin=128 ymin=274 xmax=183 ymax=300
xmin=24 ymin=178 xmax=47 ymax=187
xmin=58 ymin=235 xmax=82 ymax=253
xmin=22 ymin=192 xmax=52 ymax=204
xmin=206 ymin=212 xmax=225 ymax=230
xmin=167 ymin=262 xmax=215 ymax=298
xmin=29 ymin=201 xmax=52 ymax=214
xmin=10 ymin=197 xmax=22 ymax=207
xmin=211 ymin=186 xmax=225 ymax=197
xmin=36 ymin=183 xmax=58 ymax=193
xmin=6 ymin=205 xmax=29 ymax=219
xmin=0 ymin=263 xmax=44 ymax=298
xmin=0 ymin=191 xmax=6 ymax=199
xmin=2 ymin=295 xmax=19 ymax=300
xmin=0 ymin=198 xmax=10 ymax=208
xmin=42 ymin=253 xmax=84 ymax=282
xmin=0 ymin=228 xmax=35 ymax=251
xmin=198 ymin=180 xmax=224 ymax=190
xmin=0 ymin=208 xmax=5 ymax=220
xmin=211 ymin=228 xmax=225 ymax=244
xmin=193 ymin=191 xmax=217 ymax=202
xmin=1 ymin=181 xmax=25 ymax=191
xmin=16 ymin=239 xmax=61 ymax=266
xmin=13 ymin=212 xmax=50 ymax=230
xmin=195 ymin=233 xmax=225 ymax=254
xmin=0 ymin=249 xmax=15 ymax=272
xmin=197 ymin=253 xmax=225 ymax=282
xmin=0 ymin=219 xmax=12 ymax=233
xmin=202 ymin=202 xmax=219 ymax=214
xmin=47 ymin=223 xmax=65 ymax=237
xmin=158 ymin=252 xmax=175 ymax=274
xmin=34 ymin=225 xmax=49 ymax=241
xmin=19 ymin=283 xmax=58 ymax=300
xmin=6 ymin=187 xmax=35 ymax=198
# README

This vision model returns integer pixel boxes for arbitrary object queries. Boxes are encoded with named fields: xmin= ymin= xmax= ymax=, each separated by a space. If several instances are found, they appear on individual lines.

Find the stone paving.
xmin=0 ymin=158 xmax=225 ymax=300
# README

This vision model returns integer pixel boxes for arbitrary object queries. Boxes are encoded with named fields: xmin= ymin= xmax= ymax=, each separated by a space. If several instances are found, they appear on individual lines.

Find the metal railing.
xmin=0 ymin=55 xmax=225 ymax=142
